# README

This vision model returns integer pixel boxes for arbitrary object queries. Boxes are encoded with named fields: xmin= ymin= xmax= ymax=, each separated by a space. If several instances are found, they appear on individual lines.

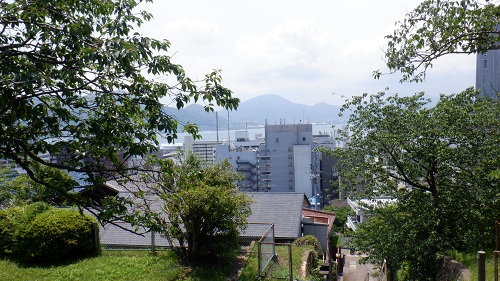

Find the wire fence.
xmin=262 ymin=243 xmax=293 ymax=280
xmin=256 ymin=224 xmax=275 ymax=277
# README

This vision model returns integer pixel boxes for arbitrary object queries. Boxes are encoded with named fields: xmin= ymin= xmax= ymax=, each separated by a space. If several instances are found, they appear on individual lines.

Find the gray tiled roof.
xmin=99 ymin=222 xmax=175 ymax=248
xmin=243 ymin=192 xmax=310 ymax=239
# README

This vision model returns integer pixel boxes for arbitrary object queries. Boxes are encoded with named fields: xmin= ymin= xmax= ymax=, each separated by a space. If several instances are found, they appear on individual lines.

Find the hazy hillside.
xmin=163 ymin=94 xmax=345 ymax=131
xmin=221 ymin=94 xmax=344 ymax=124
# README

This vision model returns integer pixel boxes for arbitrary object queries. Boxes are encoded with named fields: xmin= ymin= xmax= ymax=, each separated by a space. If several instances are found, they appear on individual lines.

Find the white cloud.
xmin=138 ymin=0 xmax=478 ymax=106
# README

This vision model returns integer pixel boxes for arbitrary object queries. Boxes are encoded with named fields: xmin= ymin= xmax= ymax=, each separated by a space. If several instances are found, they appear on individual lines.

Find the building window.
xmin=288 ymin=155 xmax=293 ymax=159
xmin=288 ymin=163 xmax=293 ymax=167
xmin=276 ymin=138 xmax=279 ymax=143
xmin=262 ymin=171 xmax=271 ymax=175
xmin=289 ymin=185 xmax=294 ymax=190
xmin=260 ymin=156 xmax=270 ymax=160
xmin=302 ymin=137 xmax=306 ymax=141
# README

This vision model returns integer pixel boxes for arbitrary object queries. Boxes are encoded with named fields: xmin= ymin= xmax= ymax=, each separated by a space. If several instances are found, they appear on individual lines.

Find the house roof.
xmin=243 ymin=192 xmax=310 ymax=239
xmin=99 ymin=222 xmax=176 ymax=248
xmin=104 ymin=174 xmax=158 ymax=194
xmin=302 ymin=208 xmax=336 ymax=234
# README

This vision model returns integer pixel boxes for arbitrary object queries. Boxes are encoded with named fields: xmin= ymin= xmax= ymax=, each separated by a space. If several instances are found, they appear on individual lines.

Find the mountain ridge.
xmin=163 ymin=94 xmax=345 ymax=130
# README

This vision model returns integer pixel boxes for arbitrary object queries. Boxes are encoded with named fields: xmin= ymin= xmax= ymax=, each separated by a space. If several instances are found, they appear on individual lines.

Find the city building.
xmin=260 ymin=123 xmax=316 ymax=195
xmin=183 ymin=135 xmax=221 ymax=165
xmin=215 ymin=131 xmax=263 ymax=191
xmin=476 ymin=33 xmax=500 ymax=101
xmin=346 ymin=197 xmax=396 ymax=231
xmin=214 ymin=123 xmax=346 ymax=208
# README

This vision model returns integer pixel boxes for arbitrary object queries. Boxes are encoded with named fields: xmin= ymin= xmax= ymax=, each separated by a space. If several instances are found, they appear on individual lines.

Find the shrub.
xmin=14 ymin=208 xmax=99 ymax=263
xmin=0 ymin=203 xmax=52 ymax=257
xmin=0 ymin=207 xmax=23 ymax=256
xmin=293 ymin=235 xmax=323 ymax=257
xmin=22 ymin=202 xmax=51 ymax=222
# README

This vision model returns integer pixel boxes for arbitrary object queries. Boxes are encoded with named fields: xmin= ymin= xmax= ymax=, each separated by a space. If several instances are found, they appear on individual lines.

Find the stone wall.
xmin=439 ymin=256 xmax=471 ymax=281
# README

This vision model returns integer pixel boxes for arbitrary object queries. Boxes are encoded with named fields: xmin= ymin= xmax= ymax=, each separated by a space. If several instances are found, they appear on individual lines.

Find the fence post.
xmin=151 ymin=231 xmax=156 ymax=254
xmin=478 ymin=251 xmax=486 ymax=281
xmin=258 ymin=241 xmax=262 ymax=279
xmin=494 ymin=250 xmax=499 ymax=281
xmin=289 ymin=244 xmax=293 ymax=281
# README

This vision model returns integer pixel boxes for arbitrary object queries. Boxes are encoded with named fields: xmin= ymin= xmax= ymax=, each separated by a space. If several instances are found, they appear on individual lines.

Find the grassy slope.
xmin=240 ymin=244 xmax=315 ymax=281
xmin=0 ymin=250 xmax=232 ymax=281
xmin=451 ymin=250 xmax=497 ymax=281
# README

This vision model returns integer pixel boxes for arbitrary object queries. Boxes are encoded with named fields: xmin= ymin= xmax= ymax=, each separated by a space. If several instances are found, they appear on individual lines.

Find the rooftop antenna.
xmin=227 ymin=110 xmax=230 ymax=151
xmin=216 ymin=111 xmax=219 ymax=143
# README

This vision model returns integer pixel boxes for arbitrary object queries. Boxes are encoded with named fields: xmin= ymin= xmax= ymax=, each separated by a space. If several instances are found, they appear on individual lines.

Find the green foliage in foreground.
xmin=326 ymin=89 xmax=499 ymax=280
xmin=377 ymin=0 xmax=500 ymax=83
xmin=0 ymin=165 xmax=78 ymax=208
xmin=0 ymin=250 xmax=234 ymax=281
xmin=0 ymin=0 xmax=239 ymax=209
xmin=0 ymin=203 xmax=99 ymax=264
xmin=117 ymin=154 xmax=252 ymax=262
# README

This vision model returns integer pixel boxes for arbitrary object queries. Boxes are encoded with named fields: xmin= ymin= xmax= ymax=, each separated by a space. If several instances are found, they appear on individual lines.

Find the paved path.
xmin=338 ymin=249 xmax=376 ymax=281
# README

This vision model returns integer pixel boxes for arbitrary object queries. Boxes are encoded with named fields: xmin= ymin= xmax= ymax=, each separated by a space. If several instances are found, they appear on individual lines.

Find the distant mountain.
xmin=163 ymin=104 xmax=222 ymax=130
xmin=221 ymin=94 xmax=344 ymax=125
xmin=163 ymin=94 xmax=345 ymax=131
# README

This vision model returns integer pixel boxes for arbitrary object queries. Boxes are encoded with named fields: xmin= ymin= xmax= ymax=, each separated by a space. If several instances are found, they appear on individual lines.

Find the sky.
xmin=138 ymin=0 xmax=476 ymax=106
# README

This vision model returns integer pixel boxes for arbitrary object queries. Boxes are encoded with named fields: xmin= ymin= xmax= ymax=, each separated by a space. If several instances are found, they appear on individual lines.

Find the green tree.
xmin=374 ymin=0 xmax=500 ymax=82
xmin=116 ymin=153 xmax=252 ymax=261
xmin=323 ymin=205 xmax=354 ymax=232
xmin=325 ymin=88 xmax=500 ymax=279
xmin=0 ymin=0 xmax=238 ymax=208
xmin=1 ymin=165 xmax=78 ymax=207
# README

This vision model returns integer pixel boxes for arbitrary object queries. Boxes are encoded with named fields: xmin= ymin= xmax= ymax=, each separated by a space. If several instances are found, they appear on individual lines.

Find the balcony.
xmin=346 ymin=216 xmax=359 ymax=231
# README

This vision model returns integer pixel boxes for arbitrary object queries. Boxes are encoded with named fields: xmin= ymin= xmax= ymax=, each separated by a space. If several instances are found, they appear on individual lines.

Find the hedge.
xmin=0 ymin=203 xmax=100 ymax=264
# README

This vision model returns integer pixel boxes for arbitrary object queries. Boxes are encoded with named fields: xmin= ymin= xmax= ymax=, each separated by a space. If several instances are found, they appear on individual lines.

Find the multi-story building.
xmin=215 ymin=124 xmax=346 ymax=206
xmin=476 ymin=38 xmax=500 ymax=101
xmin=259 ymin=124 xmax=316 ymax=195
xmin=183 ymin=135 xmax=221 ymax=165
xmin=215 ymin=131 xmax=263 ymax=191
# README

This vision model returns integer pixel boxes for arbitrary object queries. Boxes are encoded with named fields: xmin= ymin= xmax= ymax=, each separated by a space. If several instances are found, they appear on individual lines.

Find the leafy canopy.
xmin=325 ymin=88 xmax=500 ymax=279
xmin=375 ymin=0 xmax=500 ymax=82
xmin=108 ymin=153 xmax=252 ymax=261
xmin=0 ymin=164 xmax=78 ymax=208
xmin=0 ymin=0 xmax=239 ymax=206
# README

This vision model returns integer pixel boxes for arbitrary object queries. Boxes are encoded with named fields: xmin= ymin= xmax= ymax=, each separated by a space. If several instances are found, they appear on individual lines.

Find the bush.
xmin=15 ymin=208 xmax=99 ymax=263
xmin=0 ymin=203 xmax=100 ymax=264
xmin=293 ymin=235 xmax=323 ymax=257
xmin=0 ymin=203 xmax=51 ymax=256
xmin=0 ymin=207 xmax=23 ymax=256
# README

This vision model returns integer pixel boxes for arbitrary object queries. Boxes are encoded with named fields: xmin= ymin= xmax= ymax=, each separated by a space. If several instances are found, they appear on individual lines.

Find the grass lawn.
xmin=0 ymin=250 xmax=233 ymax=281
xmin=240 ymin=243 xmax=317 ymax=281
xmin=451 ymin=250 xmax=497 ymax=281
